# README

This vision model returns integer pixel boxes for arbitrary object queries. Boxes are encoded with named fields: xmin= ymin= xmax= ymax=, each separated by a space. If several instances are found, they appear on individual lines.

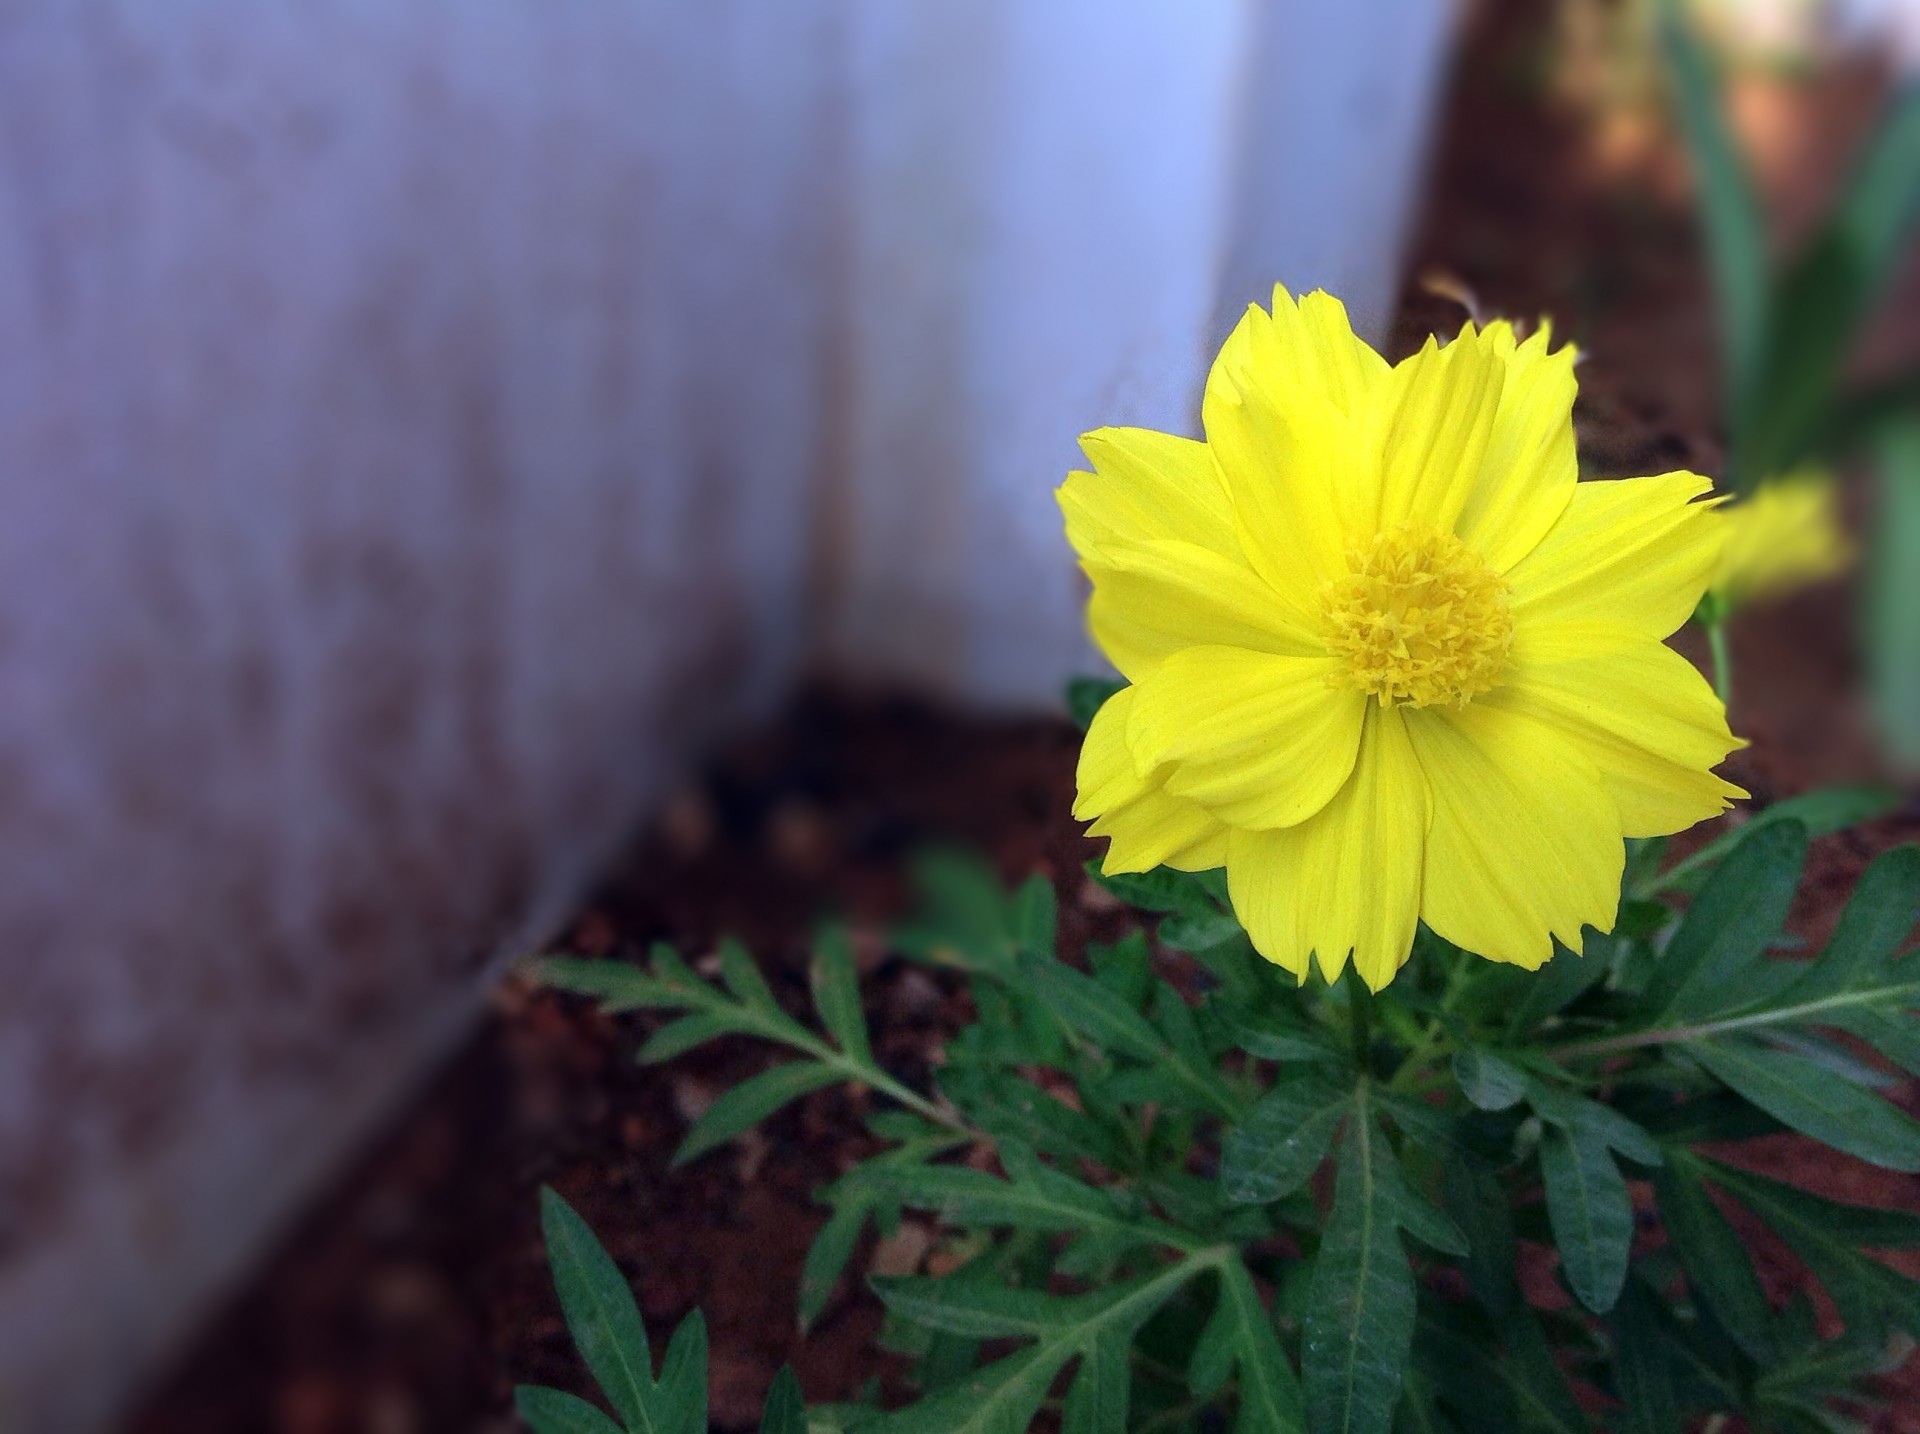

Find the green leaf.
xmin=1440 ymin=1164 xmax=1515 ymax=1318
xmin=1648 ymin=790 xmax=1894 ymax=897
xmin=656 ymin=1311 xmax=708 ymax=1434
xmin=535 ymin=955 xmax=702 ymax=1013
xmin=1086 ymin=862 xmax=1222 ymax=916
xmin=1687 ymin=1037 xmax=1920 ymax=1172
xmin=1218 ymin=1260 xmax=1307 ymax=1434
xmin=1661 ymin=7 xmax=1768 ymax=457
xmin=1505 ymin=936 xmax=1609 ymax=1035
xmin=1451 ymin=1049 xmax=1527 ymax=1111
xmin=1221 ymin=1076 xmax=1351 ymax=1204
xmin=1018 ymin=952 xmax=1163 ymax=1060
xmin=1011 ymin=875 xmax=1058 ymax=959
xmin=718 ymin=937 xmax=781 ymax=1013
xmin=1653 ymin=1157 xmax=1774 ymax=1361
xmin=799 ymin=1199 xmax=868 ymax=1333
xmin=1784 ymin=845 xmax=1920 ymax=1005
xmin=515 ymin=1386 xmax=628 ymax=1434
xmin=1060 ymin=1328 xmax=1131 ymax=1434
xmin=1527 ymin=1087 xmax=1659 ymax=1314
xmin=539 ymin=1187 xmax=655 ymax=1430
xmin=870 ymin=1151 xmax=1172 ymax=1248
xmin=1229 ymin=1011 xmax=1337 ymax=1064
xmin=871 ymin=1277 xmax=1077 ymax=1339
xmin=1303 ymin=1094 xmax=1448 ymax=1434
xmin=672 ymin=1061 xmax=843 ymax=1167
xmin=1696 ymin=1153 xmax=1920 ymax=1340
xmin=1066 ymin=676 xmax=1124 ymax=731
xmin=1610 ymin=1283 xmax=1683 ymax=1434
xmin=810 ymin=927 xmax=874 ymax=1066
xmin=759 ymin=1367 xmax=808 ymax=1434
xmin=1647 ymin=819 xmax=1806 ymax=1020
xmin=636 ymin=1011 xmax=738 ymax=1065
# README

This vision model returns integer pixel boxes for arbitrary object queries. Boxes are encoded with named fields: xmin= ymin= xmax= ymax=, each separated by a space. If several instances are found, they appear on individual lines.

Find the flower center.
xmin=1318 ymin=524 xmax=1514 ymax=708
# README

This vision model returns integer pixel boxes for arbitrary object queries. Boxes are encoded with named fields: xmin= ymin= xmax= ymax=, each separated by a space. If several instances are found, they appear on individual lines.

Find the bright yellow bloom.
xmin=1061 ymin=287 xmax=1745 ymax=991
xmin=1709 ymin=470 xmax=1852 ymax=609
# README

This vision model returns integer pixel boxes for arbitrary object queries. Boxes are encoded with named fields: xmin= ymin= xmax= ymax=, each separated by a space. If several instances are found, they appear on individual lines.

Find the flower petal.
xmin=1059 ymin=427 xmax=1235 ymax=561
xmin=1075 ymin=687 xmax=1229 ymax=873
xmin=1506 ymin=472 xmax=1723 ymax=641
xmin=1083 ymin=537 xmax=1319 ymax=682
xmin=1485 ymin=640 xmax=1746 ymax=837
xmin=1125 ymin=645 xmax=1365 ymax=829
xmin=1405 ymin=702 xmax=1622 ymax=970
xmin=1203 ymin=289 xmax=1387 ymax=604
xmin=1450 ymin=322 xmax=1579 ymax=571
xmin=1372 ymin=325 xmax=1505 ymax=535
xmin=1225 ymin=708 xmax=1429 ymax=988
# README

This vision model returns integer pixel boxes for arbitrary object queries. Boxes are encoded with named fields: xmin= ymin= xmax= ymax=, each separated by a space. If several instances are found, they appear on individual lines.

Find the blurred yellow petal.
xmin=1075 ymin=688 xmax=1229 ymax=873
xmin=1406 ymin=703 xmax=1622 ymax=969
xmin=1507 ymin=472 xmax=1722 ymax=640
xmin=1125 ymin=645 xmax=1364 ymax=829
xmin=1225 ymin=708 xmax=1429 ymax=988
xmin=1710 ymin=471 xmax=1853 ymax=608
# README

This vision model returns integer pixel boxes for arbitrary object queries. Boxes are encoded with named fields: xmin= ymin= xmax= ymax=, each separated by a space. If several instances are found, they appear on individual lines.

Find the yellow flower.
xmin=1060 ymin=287 xmax=1745 ymax=991
xmin=1709 ymin=470 xmax=1852 ymax=609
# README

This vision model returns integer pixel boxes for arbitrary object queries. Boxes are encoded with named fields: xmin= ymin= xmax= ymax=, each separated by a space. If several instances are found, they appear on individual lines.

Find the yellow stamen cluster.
xmin=1319 ymin=524 xmax=1513 ymax=708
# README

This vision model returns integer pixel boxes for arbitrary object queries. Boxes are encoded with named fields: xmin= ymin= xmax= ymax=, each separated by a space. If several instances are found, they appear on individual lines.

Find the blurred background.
xmin=0 ymin=0 xmax=1914 ymax=1430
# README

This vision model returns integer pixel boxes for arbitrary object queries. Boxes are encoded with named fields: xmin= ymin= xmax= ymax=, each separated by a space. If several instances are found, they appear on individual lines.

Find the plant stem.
xmin=1707 ymin=617 xmax=1734 ymax=706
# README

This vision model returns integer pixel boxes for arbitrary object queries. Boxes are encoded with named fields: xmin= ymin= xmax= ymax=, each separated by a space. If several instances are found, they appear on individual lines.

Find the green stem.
xmin=1707 ymin=618 xmax=1734 ymax=707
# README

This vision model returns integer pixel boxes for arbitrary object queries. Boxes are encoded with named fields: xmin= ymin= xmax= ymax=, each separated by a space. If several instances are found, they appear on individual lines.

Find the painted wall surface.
xmin=0 ymin=4 xmax=1448 ymax=1427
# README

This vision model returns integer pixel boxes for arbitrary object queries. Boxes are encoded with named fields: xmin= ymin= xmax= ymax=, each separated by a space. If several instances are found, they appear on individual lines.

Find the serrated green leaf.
xmin=1222 ymin=1077 xmax=1350 ymax=1205
xmin=1452 ymin=1049 xmax=1527 ymax=1111
xmin=1649 ymin=820 xmax=1806 ymax=1020
xmin=1653 ymin=1157 xmax=1774 ymax=1361
xmin=1066 ymin=676 xmax=1125 ymax=731
xmin=636 ymin=1011 xmax=739 ymax=1065
xmin=1217 ymin=1260 xmax=1306 ymax=1434
xmin=656 ymin=1310 xmax=708 ymax=1434
xmin=515 ymin=1386 xmax=628 ymax=1434
xmin=759 ymin=1367 xmax=808 ymax=1434
xmin=673 ymin=1061 xmax=843 ymax=1167
xmin=1537 ymin=1120 xmax=1633 ymax=1314
xmin=1303 ymin=1097 xmax=1425 ymax=1434
xmin=810 ymin=927 xmax=874 ymax=1066
xmin=1687 ymin=1037 xmax=1920 ymax=1171
xmin=539 ymin=1187 xmax=654 ymax=1429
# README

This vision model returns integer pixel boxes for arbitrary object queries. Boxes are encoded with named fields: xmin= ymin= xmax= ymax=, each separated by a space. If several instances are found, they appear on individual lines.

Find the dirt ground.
xmin=127 ymin=4 xmax=1920 ymax=1432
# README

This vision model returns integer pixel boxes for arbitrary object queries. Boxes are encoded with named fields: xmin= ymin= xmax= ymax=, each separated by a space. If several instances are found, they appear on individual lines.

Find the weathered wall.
xmin=0 ymin=4 xmax=1449 ymax=1427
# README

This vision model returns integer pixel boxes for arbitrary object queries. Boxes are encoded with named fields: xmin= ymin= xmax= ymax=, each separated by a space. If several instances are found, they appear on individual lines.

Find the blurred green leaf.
xmin=810 ymin=926 xmax=874 ymax=1067
xmin=1871 ymin=420 xmax=1920 ymax=764
xmin=672 ymin=1061 xmax=842 ymax=1167
xmin=539 ymin=1187 xmax=654 ymax=1429
xmin=1066 ymin=676 xmax=1125 ymax=732
xmin=758 ymin=1368 xmax=808 ymax=1434
xmin=514 ymin=1386 xmax=627 ymax=1434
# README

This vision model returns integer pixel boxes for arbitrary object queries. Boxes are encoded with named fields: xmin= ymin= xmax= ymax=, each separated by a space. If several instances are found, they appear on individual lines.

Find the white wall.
xmin=0 ymin=4 xmax=1449 ymax=1427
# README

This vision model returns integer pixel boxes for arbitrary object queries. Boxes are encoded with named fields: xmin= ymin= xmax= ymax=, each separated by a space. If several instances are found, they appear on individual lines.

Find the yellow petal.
xmin=1125 ymin=645 xmax=1365 ymax=829
xmin=1506 ymin=472 xmax=1722 ymax=641
xmin=1486 ymin=639 xmax=1746 ymax=837
xmin=1371 ymin=325 xmax=1506 ymax=535
xmin=1059 ymin=426 xmax=1235 ymax=562
xmin=1076 ymin=688 xmax=1230 ymax=873
xmin=1450 ymin=322 xmax=1579 ymax=572
xmin=1224 ymin=707 xmax=1429 ymax=988
xmin=1710 ymin=470 xmax=1853 ymax=607
xmin=1405 ymin=702 xmax=1622 ymax=970
xmin=1203 ymin=289 xmax=1387 ymax=605
xmin=1083 ymin=536 xmax=1319 ymax=682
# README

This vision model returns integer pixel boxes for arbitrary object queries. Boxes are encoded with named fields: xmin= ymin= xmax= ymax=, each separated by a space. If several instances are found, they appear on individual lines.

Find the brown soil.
xmin=127 ymin=3 xmax=1920 ymax=1432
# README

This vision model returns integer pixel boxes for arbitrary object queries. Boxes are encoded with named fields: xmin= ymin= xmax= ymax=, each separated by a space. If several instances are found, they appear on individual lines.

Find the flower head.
xmin=1060 ymin=287 xmax=1745 ymax=991
xmin=1709 ymin=469 xmax=1852 ymax=610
